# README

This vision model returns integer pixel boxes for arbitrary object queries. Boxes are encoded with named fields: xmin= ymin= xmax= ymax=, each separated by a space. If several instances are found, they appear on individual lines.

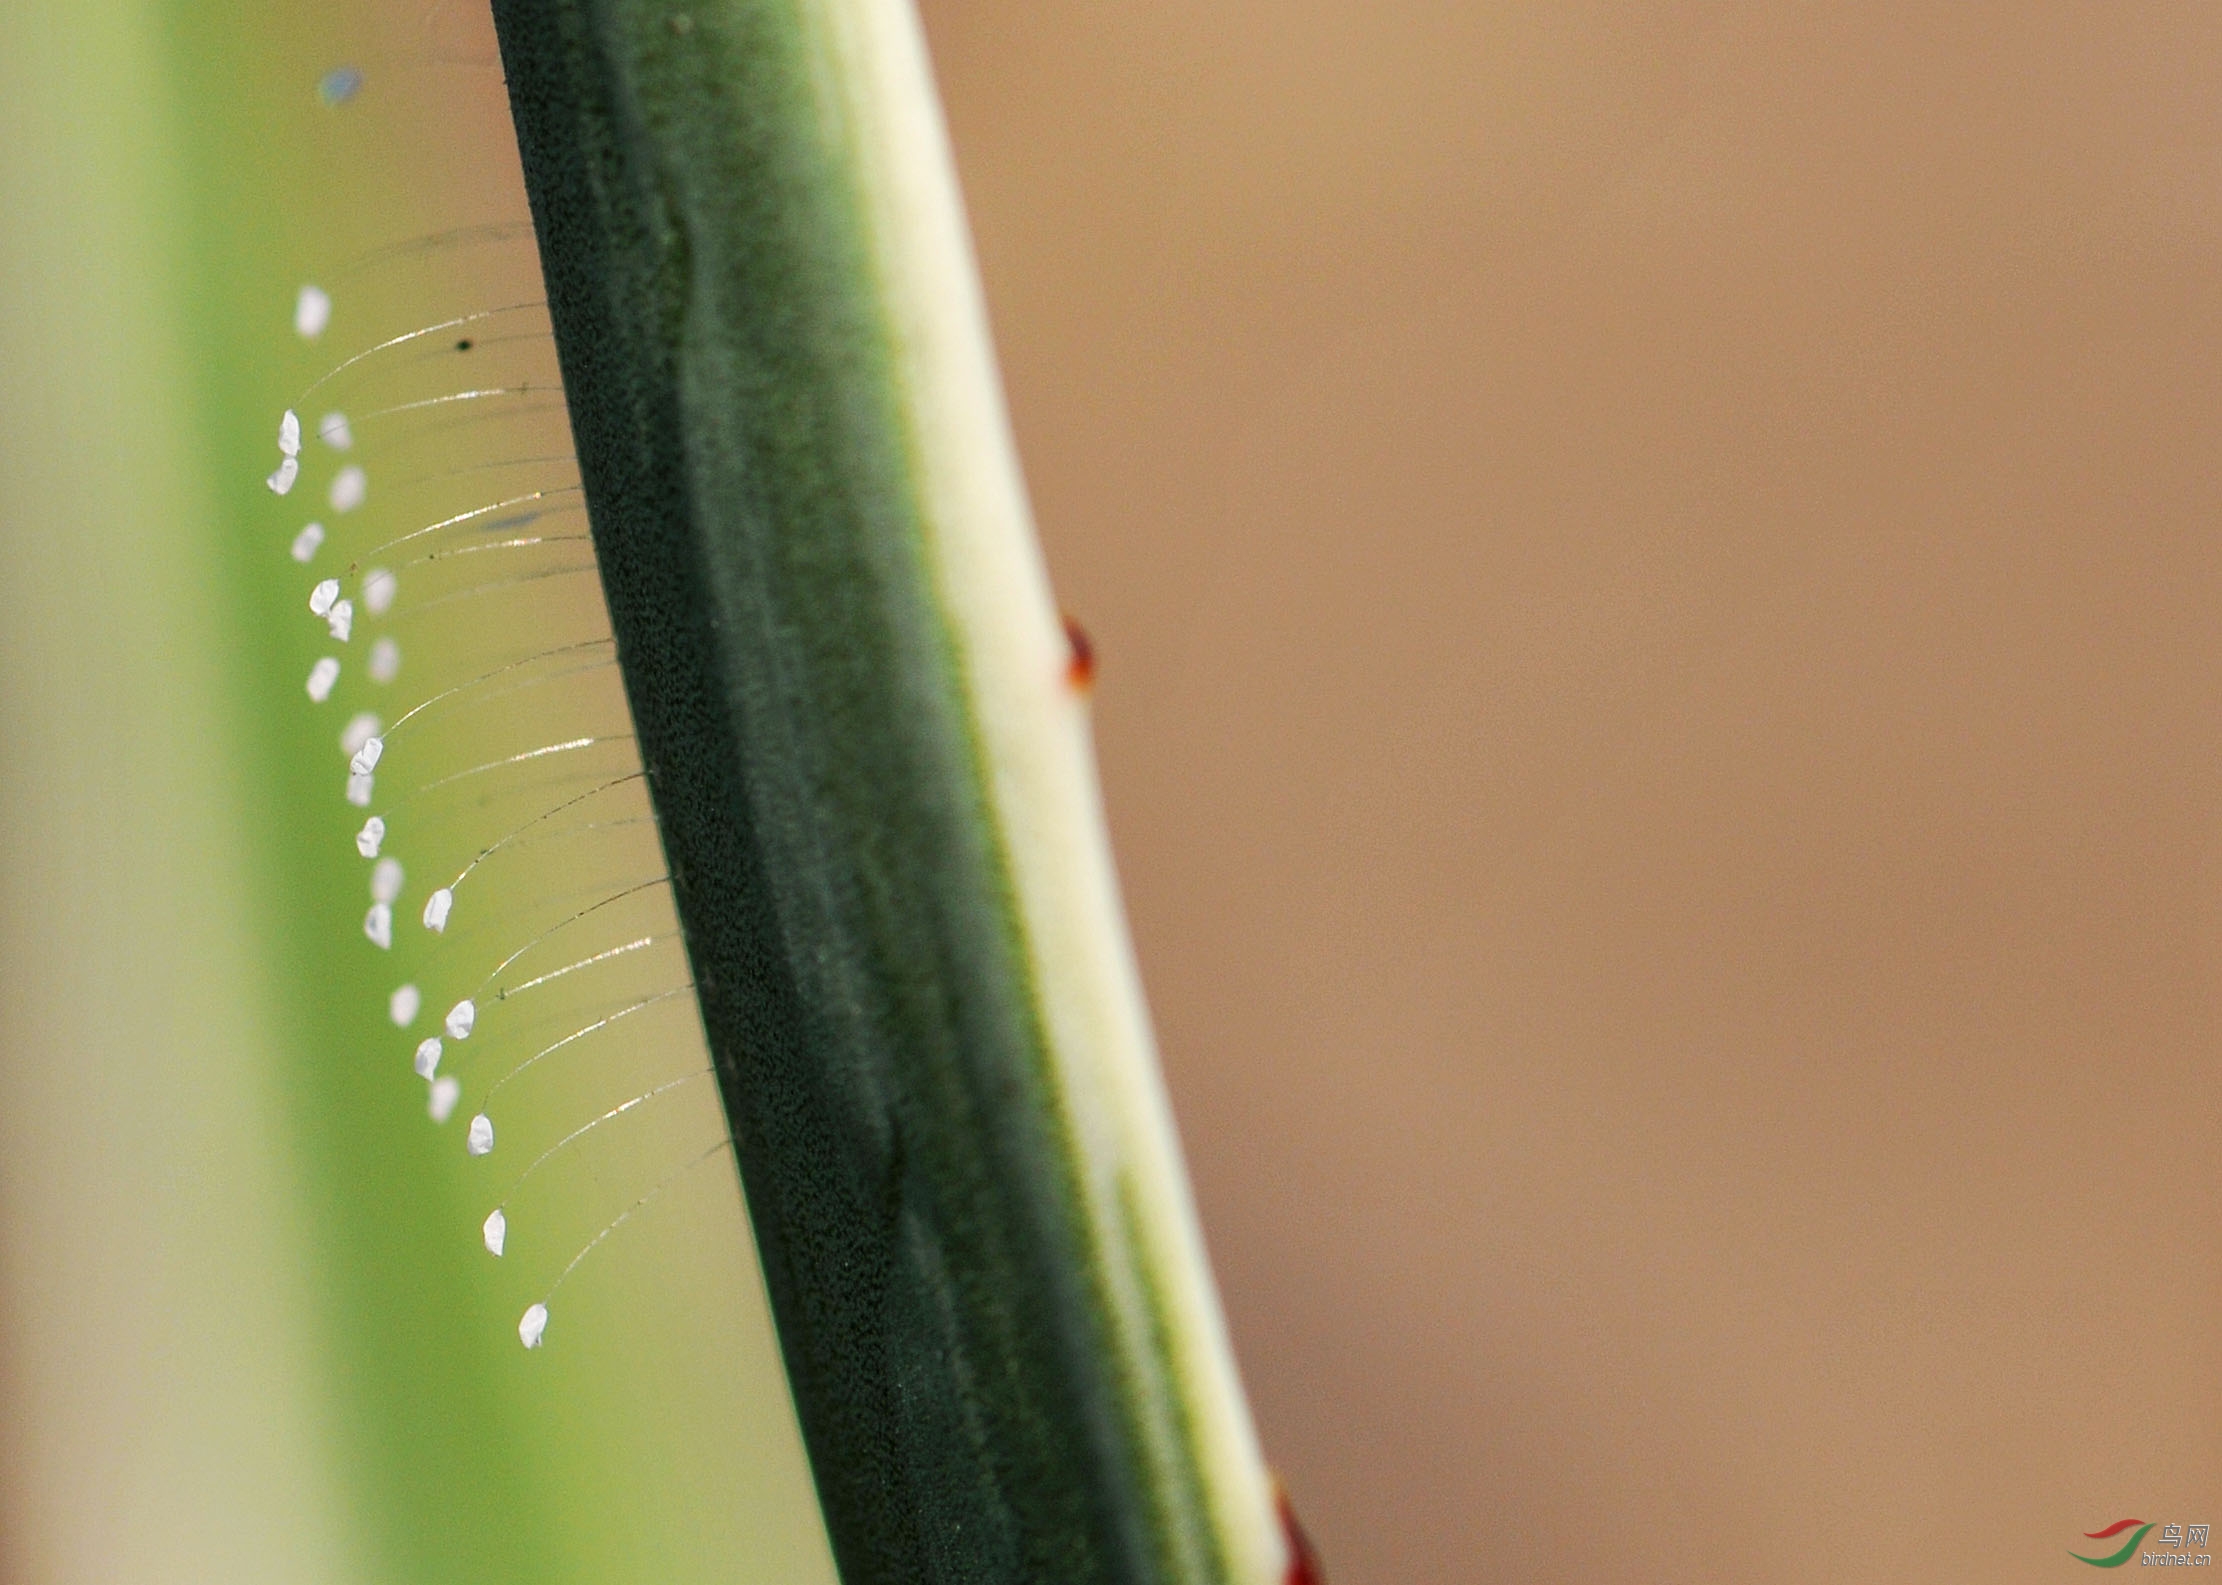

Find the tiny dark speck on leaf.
xmin=455 ymin=338 xmax=474 ymax=352
xmin=317 ymin=64 xmax=364 ymax=107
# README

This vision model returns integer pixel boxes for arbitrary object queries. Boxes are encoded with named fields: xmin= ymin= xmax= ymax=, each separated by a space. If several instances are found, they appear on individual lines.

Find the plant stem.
xmin=490 ymin=3 xmax=1281 ymax=1581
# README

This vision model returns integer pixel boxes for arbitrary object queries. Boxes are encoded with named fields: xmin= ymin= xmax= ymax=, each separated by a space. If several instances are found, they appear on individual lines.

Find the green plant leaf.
xmin=491 ymin=3 xmax=1281 ymax=1581
xmin=7 ymin=4 xmax=837 ymax=1581
xmin=0 ymin=2 xmax=1281 ymax=1580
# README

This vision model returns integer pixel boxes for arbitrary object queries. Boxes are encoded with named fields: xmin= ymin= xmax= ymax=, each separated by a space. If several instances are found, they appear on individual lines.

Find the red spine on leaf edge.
xmin=1061 ymin=612 xmax=1096 ymax=692
xmin=1277 ymin=1483 xmax=1326 ymax=1584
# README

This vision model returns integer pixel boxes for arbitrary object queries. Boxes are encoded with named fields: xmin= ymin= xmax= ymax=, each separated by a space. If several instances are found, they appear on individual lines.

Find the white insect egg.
xmin=345 ymin=772 xmax=375 ymax=808
xmin=329 ymin=464 xmax=367 ymax=514
xmin=354 ymin=815 xmax=385 ymax=858
xmin=369 ymin=856 xmax=403 ymax=904
xmin=466 ymin=1113 xmax=494 ymax=1156
xmin=266 ymin=455 xmax=298 ymax=495
xmin=326 ymin=598 xmax=354 ymax=642
xmin=277 ymin=409 xmax=301 ymax=458
xmin=414 ymin=1037 xmax=442 ymax=1078
xmin=389 ymin=983 xmax=421 ymax=1028
xmin=294 ymin=283 xmax=332 ymax=340
xmin=350 ymin=735 xmax=384 ymax=777
xmin=445 ymin=999 xmax=476 ymax=1040
xmin=483 ymin=1208 xmax=506 ymax=1257
xmin=363 ymin=902 xmax=393 ymax=950
xmin=429 ymin=1075 xmax=461 ymax=1123
xmin=518 ymin=1303 xmax=548 ymax=1350
xmin=362 ymin=568 xmax=397 ymax=616
xmin=305 ymin=656 xmax=340 ymax=703
xmin=290 ymin=522 xmax=326 ymax=563
xmin=367 ymin=636 xmax=401 ymax=684
xmin=339 ymin=712 xmax=380 ymax=757
xmin=309 ymin=579 xmax=340 ymax=617
xmin=422 ymin=888 xmax=453 ymax=933
xmin=318 ymin=411 xmax=353 ymax=450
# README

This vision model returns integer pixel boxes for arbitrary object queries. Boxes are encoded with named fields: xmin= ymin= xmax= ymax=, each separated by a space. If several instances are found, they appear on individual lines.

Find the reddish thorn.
xmin=1061 ymin=613 xmax=1095 ymax=693
xmin=1276 ymin=1482 xmax=1325 ymax=1585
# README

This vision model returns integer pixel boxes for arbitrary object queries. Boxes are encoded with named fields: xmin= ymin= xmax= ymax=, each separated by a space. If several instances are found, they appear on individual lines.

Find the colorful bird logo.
xmin=2072 ymin=1520 xmax=2156 ymax=1568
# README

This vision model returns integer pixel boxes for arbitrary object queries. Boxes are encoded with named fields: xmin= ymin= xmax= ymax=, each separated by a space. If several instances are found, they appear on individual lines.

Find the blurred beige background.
xmin=917 ymin=3 xmax=2222 ymax=1580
